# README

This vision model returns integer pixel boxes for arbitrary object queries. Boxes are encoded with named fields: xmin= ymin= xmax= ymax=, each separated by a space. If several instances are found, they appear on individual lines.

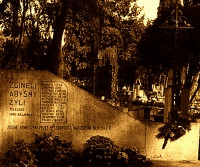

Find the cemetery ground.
xmin=151 ymin=160 xmax=200 ymax=167
xmin=1 ymin=153 xmax=200 ymax=167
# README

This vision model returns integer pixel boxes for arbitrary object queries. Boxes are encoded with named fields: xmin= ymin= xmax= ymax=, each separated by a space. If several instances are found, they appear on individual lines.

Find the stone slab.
xmin=0 ymin=70 xmax=199 ymax=161
xmin=0 ymin=70 xmax=146 ymax=157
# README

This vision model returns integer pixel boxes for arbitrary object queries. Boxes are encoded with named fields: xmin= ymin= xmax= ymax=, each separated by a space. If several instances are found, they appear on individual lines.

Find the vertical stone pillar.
xmin=180 ymin=88 xmax=190 ymax=115
xmin=164 ymin=69 xmax=173 ymax=122
xmin=164 ymin=87 xmax=172 ymax=122
xmin=139 ymin=108 xmax=144 ymax=121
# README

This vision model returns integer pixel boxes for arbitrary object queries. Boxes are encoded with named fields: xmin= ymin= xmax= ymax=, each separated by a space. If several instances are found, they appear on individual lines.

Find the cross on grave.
xmin=159 ymin=0 xmax=194 ymax=122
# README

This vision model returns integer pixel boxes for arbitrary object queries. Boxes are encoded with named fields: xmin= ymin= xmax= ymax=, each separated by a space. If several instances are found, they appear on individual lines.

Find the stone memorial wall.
xmin=0 ymin=70 xmax=199 ymax=161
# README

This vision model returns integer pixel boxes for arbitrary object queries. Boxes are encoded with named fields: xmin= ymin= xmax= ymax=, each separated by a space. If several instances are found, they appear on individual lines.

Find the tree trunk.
xmin=11 ymin=0 xmax=20 ymax=69
xmin=180 ymin=88 xmax=190 ymax=115
xmin=15 ymin=0 xmax=28 ymax=69
xmin=190 ymin=77 xmax=200 ymax=104
xmin=47 ymin=0 xmax=69 ymax=77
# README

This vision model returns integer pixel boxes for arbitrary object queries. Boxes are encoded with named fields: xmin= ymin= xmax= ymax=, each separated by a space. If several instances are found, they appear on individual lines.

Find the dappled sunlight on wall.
xmin=0 ymin=70 xmax=199 ymax=161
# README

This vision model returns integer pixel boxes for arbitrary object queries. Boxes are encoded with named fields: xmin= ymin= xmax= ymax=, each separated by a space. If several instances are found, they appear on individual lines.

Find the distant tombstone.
xmin=180 ymin=88 xmax=190 ymax=115
xmin=164 ymin=69 xmax=173 ymax=122
xmin=95 ymin=65 xmax=112 ymax=98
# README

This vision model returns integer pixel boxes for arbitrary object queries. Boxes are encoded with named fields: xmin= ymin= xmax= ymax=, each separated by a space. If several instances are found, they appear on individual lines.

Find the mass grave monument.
xmin=0 ymin=70 xmax=199 ymax=161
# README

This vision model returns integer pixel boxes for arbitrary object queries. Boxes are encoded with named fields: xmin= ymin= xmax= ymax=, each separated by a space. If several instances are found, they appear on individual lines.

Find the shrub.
xmin=31 ymin=132 xmax=74 ymax=167
xmin=83 ymin=135 xmax=119 ymax=167
xmin=83 ymin=135 xmax=152 ymax=167
xmin=5 ymin=132 xmax=75 ymax=167
xmin=119 ymin=147 xmax=152 ymax=167
xmin=5 ymin=140 xmax=37 ymax=167
xmin=5 ymin=134 xmax=152 ymax=167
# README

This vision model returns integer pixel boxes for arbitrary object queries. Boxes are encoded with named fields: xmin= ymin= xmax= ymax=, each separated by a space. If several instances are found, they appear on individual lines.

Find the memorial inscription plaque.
xmin=9 ymin=81 xmax=37 ymax=117
xmin=41 ymin=82 xmax=67 ymax=123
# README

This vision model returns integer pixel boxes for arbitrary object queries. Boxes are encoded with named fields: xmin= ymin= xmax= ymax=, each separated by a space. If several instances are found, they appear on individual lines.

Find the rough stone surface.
xmin=0 ymin=70 xmax=145 ymax=156
xmin=0 ymin=70 xmax=199 ymax=161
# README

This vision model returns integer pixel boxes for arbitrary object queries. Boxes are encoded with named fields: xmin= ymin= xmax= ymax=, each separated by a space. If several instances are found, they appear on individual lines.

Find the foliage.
xmin=119 ymin=147 xmax=152 ymax=167
xmin=32 ymin=132 xmax=74 ymax=167
xmin=83 ymin=135 xmax=152 ymax=167
xmin=138 ymin=2 xmax=200 ymax=148
xmin=156 ymin=110 xmax=192 ymax=149
xmin=5 ymin=140 xmax=37 ymax=167
xmin=62 ymin=0 xmax=145 ymax=84
xmin=5 ymin=132 xmax=75 ymax=167
xmin=83 ymin=135 xmax=119 ymax=166
xmin=184 ymin=0 xmax=200 ymax=5
xmin=138 ymin=1 xmax=200 ymax=105
xmin=4 ymin=134 xmax=152 ymax=167
xmin=0 ymin=0 xmax=145 ymax=93
xmin=0 ymin=0 xmax=54 ymax=69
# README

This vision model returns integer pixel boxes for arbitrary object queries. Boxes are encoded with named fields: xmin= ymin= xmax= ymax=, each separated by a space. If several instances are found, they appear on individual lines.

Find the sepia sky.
xmin=137 ymin=0 xmax=160 ymax=21
xmin=137 ymin=0 xmax=184 ymax=22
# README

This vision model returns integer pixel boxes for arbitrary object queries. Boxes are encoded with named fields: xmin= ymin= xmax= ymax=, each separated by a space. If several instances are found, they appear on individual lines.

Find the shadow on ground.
xmin=152 ymin=160 xmax=200 ymax=167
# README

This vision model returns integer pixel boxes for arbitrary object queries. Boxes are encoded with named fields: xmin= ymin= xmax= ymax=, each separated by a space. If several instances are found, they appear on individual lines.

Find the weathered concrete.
xmin=0 ymin=70 xmax=199 ymax=161
xmin=146 ymin=122 xmax=199 ymax=160
xmin=0 ymin=70 xmax=146 ymax=156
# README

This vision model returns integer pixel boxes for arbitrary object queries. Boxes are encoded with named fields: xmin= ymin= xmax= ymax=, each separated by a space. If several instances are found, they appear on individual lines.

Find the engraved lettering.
xmin=9 ymin=82 xmax=37 ymax=89
xmin=10 ymin=99 xmax=13 ymax=105
xmin=41 ymin=82 xmax=67 ymax=123
xmin=7 ymin=125 xmax=18 ymax=129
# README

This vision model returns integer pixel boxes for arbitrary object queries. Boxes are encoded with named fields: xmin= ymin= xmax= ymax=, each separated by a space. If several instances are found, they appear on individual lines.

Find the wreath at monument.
xmin=156 ymin=109 xmax=192 ymax=149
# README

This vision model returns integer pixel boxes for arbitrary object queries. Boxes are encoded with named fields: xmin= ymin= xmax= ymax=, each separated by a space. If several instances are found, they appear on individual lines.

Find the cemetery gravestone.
xmin=95 ymin=65 xmax=112 ymax=98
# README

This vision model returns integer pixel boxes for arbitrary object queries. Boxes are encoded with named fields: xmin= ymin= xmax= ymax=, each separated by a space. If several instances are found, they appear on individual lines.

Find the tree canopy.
xmin=138 ymin=1 xmax=200 ymax=103
xmin=0 ymin=0 xmax=145 ymax=94
xmin=138 ymin=1 xmax=200 ymax=148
